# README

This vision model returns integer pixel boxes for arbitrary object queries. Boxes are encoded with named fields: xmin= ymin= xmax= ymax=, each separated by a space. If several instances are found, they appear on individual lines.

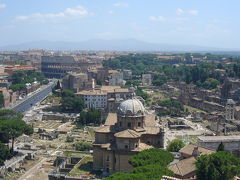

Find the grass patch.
xmin=184 ymin=105 xmax=206 ymax=113
xmin=63 ymin=151 xmax=88 ymax=157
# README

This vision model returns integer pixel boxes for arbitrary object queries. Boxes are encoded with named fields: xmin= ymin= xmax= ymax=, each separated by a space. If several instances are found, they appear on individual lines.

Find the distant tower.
xmin=225 ymin=99 xmax=236 ymax=121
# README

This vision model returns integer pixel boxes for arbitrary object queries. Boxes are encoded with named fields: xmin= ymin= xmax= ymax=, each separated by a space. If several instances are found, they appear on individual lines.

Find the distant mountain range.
xmin=0 ymin=39 xmax=238 ymax=52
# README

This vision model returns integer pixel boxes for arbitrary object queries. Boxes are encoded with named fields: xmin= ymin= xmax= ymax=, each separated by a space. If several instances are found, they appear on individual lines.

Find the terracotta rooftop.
xmin=114 ymin=129 xmax=140 ymax=138
xmin=179 ymin=144 xmax=215 ymax=156
xmin=144 ymin=114 xmax=157 ymax=127
xmin=133 ymin=143 xmax=153 ymax=152
xmin=100 ymin=85 xmax=121 ymax=92
xmin=113 ymin=88 xmax=129 ymax=93
xmin=76 ymin=89 xmax=107 ymax=95
xmin=104 ymin=113 xmax=117 ymax=126
xmin=169 ymin=157 xmax=196 ymax=177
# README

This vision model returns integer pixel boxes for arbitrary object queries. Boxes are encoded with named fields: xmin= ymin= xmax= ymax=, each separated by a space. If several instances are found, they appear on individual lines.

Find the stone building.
xmin=198 ymin=136 xmax=240 ymax=156
xmin=226 ymin=99 xmax=236 ymax=121
xmin=41 ymin=56 xmax=97 ymax=79
xmin=109 ymin=72 xmax=125 ymax=86
xmin=122 ymin=69 xmax=132 ymax=80
xmin=142 ymin=74 xmax=152 ymax=86
xmin=93 ymin=98 xmax=165 ymax=174
xmin=62 ymin=72 xmax=91 ymax=93
xmin=0 ymin=88 xmax=16 ymax=108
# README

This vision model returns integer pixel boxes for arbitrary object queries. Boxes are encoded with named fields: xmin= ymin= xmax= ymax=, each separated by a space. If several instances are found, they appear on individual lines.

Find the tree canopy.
xmin=103 ymin=54 xmax=233 ymax=90
xmin=61 ymin=97 xmax=84 ymax=113
xmin=167 ymin=139 xmax=185 ymax=152
xmin=0 ymin=110 xmax=33 ymax=162
xmin=105 ymin=148 xmax=174 ymax=180
xmin=105 ymin=164 xmax=173 ymax=180
xmin=77 ymin=108 xmax=102 ymax=126
xmin=196 ymin=151 xmax=240 ymax=180
xmin=217 ymin=142 xmax=225 ymax=152
xmin=129 ymin=148 xmax=174 ymax=167
xmin=61 ymin=89 xmax=75 ymax=98
xmin=0 ymin=143 xmax=11 ymax=165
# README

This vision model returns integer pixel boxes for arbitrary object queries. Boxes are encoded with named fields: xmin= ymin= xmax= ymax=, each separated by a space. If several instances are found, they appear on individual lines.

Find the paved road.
xmin=9 ymin=82 xmax=56 ymax=113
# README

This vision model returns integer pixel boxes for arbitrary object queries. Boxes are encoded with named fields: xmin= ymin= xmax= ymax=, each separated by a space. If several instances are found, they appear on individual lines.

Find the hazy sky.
xmin=0 ymin=0 xmax=239 ymax=48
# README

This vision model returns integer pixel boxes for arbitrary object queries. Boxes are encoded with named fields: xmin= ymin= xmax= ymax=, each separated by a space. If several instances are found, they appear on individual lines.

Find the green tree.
xmin=0 ymin=92 xmax=4 ymax=108
xmin=105 ymin=165 xmax=173 ymax=180
xmin=61 ymin=97 xmax=84 ymax=113
xmin=196 ymin=151 xmax=240 ymax=180
xmin=77 ymin=109 xmax=102 ymax=126
xmin=66 ymin=136 xmax=74 ymax=142
xmin=167 ymin=139 xmax=185 ymax=152
xmin=105 ymin=149 xmax=174 ymax=180
xmin=217 ymin=142 xmax=225 ymax=152
xmin=129 ymin=148 xmax=174 ymax=167
xmin=9 ymin=84 xmax=26 ymax=92
xmin=136 ymin=88 xmax=149 ymax=100
xmin=75 ymin=142 xmax=92 ymax=151
xmin=0 ymin=118 xmax=33 ymax=152
xmin=0 ymin=143 xmax=11 ymax=165
xmin=56 ymin=80 xmax=61 ymax=89
xmin=0 ymin=110 xmax=32 ymax=152
xmin=61 ymin=89 xmax=75 ymax=97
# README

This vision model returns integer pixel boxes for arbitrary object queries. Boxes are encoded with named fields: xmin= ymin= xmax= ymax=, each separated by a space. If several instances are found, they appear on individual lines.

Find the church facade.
xmin=93 ymin=98 xmax=165 ymax=173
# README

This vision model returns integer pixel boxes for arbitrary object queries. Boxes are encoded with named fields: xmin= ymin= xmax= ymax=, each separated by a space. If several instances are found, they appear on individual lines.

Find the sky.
xmin=0 ymin=0 xmax=239 ymax=49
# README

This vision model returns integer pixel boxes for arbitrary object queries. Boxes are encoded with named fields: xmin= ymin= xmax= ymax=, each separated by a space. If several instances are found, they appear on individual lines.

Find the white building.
xmin=76 ymin=90 xmax=108 ymax=109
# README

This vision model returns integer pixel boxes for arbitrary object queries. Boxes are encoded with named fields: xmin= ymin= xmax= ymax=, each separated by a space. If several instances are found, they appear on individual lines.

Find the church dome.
xmin=118 ymin=98 xmax=145 ymax=117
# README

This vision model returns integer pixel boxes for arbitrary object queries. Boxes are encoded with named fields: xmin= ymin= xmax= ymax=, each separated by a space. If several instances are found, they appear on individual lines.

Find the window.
xmin=125 ymin=145 xmax=128 ymax=149
xmin=119 ymin=122 xmax=122 ymax=127
xmin=127 ymin=122 xmax=131 ymax=128
xmin=106 ymin=155 xmax=109 ymax=161
xmin=138 ymin=122 xmax=141 ymax=127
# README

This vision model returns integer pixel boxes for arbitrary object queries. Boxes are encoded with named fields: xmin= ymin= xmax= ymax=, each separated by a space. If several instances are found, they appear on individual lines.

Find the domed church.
xmin=93 ymin=97 xmax=165 ymax=174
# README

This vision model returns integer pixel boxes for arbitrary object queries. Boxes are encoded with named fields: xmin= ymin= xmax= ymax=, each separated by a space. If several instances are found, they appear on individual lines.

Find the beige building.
xmin=0 ymin=88 xmax=16 ymax=108
xmin=93 ymin=98 xmax=165 ymax=174
xmin=62 ymin=72 xmax=91 ymax=93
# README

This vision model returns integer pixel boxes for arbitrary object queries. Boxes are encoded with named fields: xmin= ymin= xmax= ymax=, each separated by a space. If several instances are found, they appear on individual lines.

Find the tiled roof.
xmin=179 ymin=144 xmax=215 ymax=156
xmin=104 ymin=113 xmax=117 ymax=126
xmin=114 ymin=129 xmax=140 ymax=138
xmin=169 ymin=157 xmax=196 ymax=177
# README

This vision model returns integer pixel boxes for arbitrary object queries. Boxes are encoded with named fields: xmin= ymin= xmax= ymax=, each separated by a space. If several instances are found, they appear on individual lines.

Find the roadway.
xmin=8 ymin=81 xmax=56 ymax=113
